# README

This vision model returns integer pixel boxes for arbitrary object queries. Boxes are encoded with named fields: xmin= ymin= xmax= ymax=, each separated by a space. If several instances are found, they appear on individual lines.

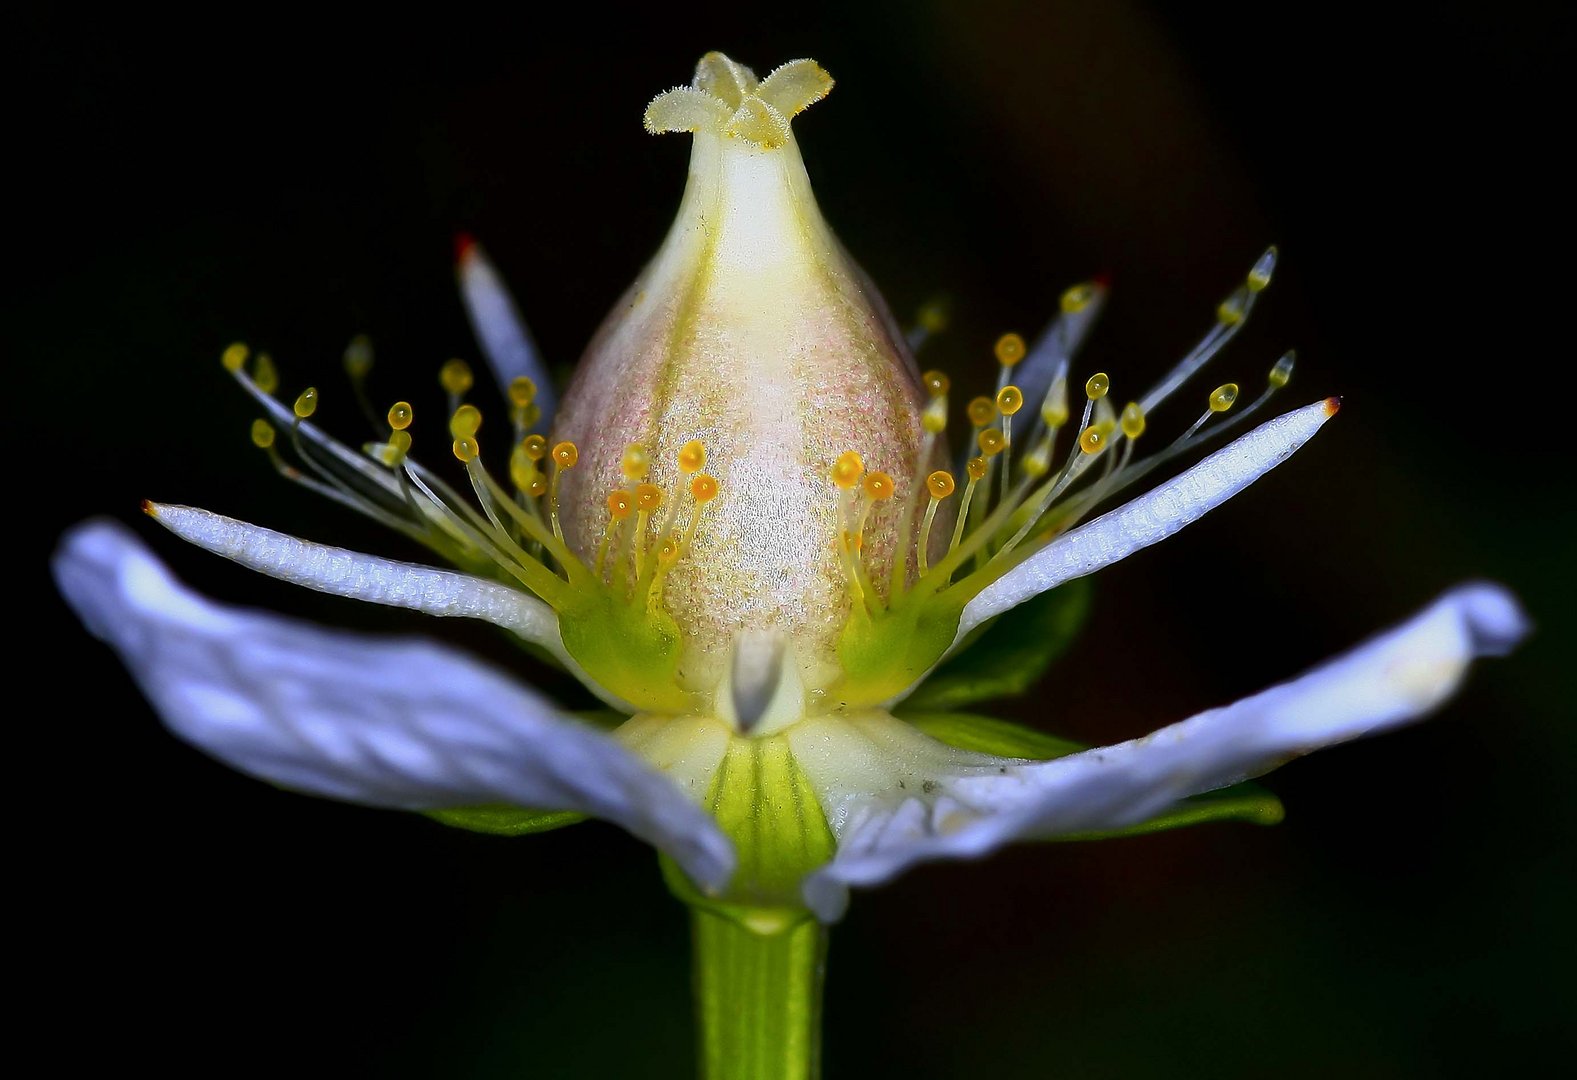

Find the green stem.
xmin=691 ymin=906 xmax=827 ymax=1080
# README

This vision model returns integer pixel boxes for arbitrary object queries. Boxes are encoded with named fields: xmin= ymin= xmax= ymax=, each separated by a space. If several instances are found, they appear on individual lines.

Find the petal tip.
xmin=1451 ymin=582 xmax=1530 ymax=656
xmin=141 ymin=499 xmax=158 ymax=518
xmin=1323 ymin=395 xmax=1342 ymax=417
xmin=454 ymin=232 xmax=477 ymax=264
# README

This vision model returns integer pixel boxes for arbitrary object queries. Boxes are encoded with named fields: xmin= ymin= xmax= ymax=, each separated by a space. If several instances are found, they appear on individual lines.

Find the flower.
xmin=55 ymin=52 xmax=1524 ymax=929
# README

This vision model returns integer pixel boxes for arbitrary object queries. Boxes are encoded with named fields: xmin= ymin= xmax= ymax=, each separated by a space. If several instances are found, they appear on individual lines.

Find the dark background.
xmin=15 ymin=2 xmax=1573 ymax=1076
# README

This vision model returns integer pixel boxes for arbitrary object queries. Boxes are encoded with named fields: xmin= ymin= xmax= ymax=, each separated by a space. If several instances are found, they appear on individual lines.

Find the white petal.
xmin=804 ymin=584 xmax=1526 ymax=920
xmin=953 ymin=398 xmax=1339 ymax=647
xmin=54 ymin=519 xmax=733 ymax=892
xmin=456 ymin=237 xmax=557 ymax=427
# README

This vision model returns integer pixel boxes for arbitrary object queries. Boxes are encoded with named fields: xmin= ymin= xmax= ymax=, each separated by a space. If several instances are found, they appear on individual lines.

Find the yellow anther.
xmin=1120 ymin=401 xmax=1146 ymax=439
xmin=439 ymin=358 xmax=474 ymax=396
xmin=388 ymin=429 xmax=412 ymax=455
xmin=678 ymin=439 xmax=706 ymax=474
xmin=966 ymin=456 xmax=989 ymax=481
xmin=526 ymin=474 xmax=548 ymax=498
xmin=523 ymin=434 xmax=548 ymax=461
xmin=1209 ymin=383 xmax=1240 ymax=413
xmin=1042 ymin=377 xmax=1070 ymax=427
xmin=916 ymin=298 xmax=949 ymax=334
xmin=657 ymin=537 xmax=681 ymax=566
xmin=512 ymin=402 xmax=541 ymax=431
xmin=1061 ymin=282 xmax=1097 ymax=315
xmin=507 ymin=376 xmax=537 ymax=408
xmin=831 ymin=450 xmax=865 ymax=490
xmin=978 ymin=428 xmax=1006 ymax=457
xmin=452 ymin=437 xmax=479 ymax=463
xmin=607 ymin=490 xmax=634 ymax=520
xmin=387 ymin=401 xmax=413 ymax=430
xmin=864 ymin=471 xmax=896 ymax=501
xmin=508 ymin=444 xmax=537 ymax=491
xmin=1246 ymin=246 xmax=1277 ymax=293
xmin=449 ymin=403 xmax=482 ymax=438
xmin=1268 ymin=351 xmax=1295 ymax=388
xmin=1023 ymin=441 xmax=1051 ymax=478
xmin=621 ymin=444 xmax=650 ymax=480
xmin=922 ymin=370 xmax=950 ymax=397
xmin=996 ymin=385 xmax=1024 ymax=416
xmin=926 ymin=470 xmax=956 ymax=499
xmin=552 ymin=441 xmax=579 ymax=469
xmin=1217 ymin=290 xmax=1247 ymax=326
xmin=293 ymin=387 xmax=318 ymax=419
xmin=254 ymin=353 xmax=279 ymax=395
xmin=967 ymin=396 xmax=997 ymax=427
xmin=635 ymin=482 xmax=663 ymax=512
xmin=922 ymin=396 xmax=948 ymax=435
xmin=1079 ymin=427 xmax=1107 ymax=455
xmin=222 ymin=342 xmax=249 ymax=373
xmin=343 ymin=335 xmax=374 ymax=378
xmin=1085 ymin=372 xmax=1110 ymax=400
xmin=691 ymin=474 xmax=720 ymax=503
xmin=250 ymin=419 xmax=275 ymax=449
xmin=994 ymin=332 xmax=1027 ymax=367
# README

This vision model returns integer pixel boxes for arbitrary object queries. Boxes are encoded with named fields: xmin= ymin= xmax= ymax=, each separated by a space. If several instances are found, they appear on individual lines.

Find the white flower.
xmin=55 ymin=53 xmax=1525 ymax=923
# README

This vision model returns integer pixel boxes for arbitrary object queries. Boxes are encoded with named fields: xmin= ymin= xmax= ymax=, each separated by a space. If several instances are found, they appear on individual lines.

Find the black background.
xmin=15 ymin=2 xmax=1574 ymax=1076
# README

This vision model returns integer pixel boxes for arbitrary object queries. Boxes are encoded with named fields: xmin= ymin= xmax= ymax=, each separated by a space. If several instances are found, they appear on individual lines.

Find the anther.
xmin=343 ymin=335 xmax=374 ymax=379
xmin=635 ymin=483 xmax=664 ymax=513
xmin=254 ymin=353 xmax=279 ymax=395
xmin=607 ymin=490 xmax=634 ymax=520
xmin=388 ymin=401 xmax=413 ymax=430
xmin=1120 ymin=402 xmax=1147 ymax=439
xmin=996 ymin=385 xmax=1024 ymax=416
xmin=552 ymin=441 xmax=579 ymax=469
xmin=978 ymin=428 xmax=1006 ymax=457
xmin=1061 ymin=282 xmax=1098 ymax=314
xmin=1209 ymin=383 xmax=1240 ymax=413
xmin=922 ymin=396 xmax=948 ymax=434
xmin=1041 ymin=377 xmax=1070 ymax=428
xmin=622 ymin=445 xmax=650 ymax=481
xmin=523 ymin=434 xmax=548 ymax=461
xmin=388 ymin=429 xmax=412 ymax=456
xmin=293 ymin=387 xmax=319 ymax=419
xmin=1079 ymin=427 xmax=1107 ymax=455
xmin=1246 ymin=246 xmax=1278 ymax=293
xmin=831 ymin=450 xmax=865 ymax=490
xmin=439 ymin=358 xmax=474 ymax=397
xmin=994 ymin=333 xmax=1027 ymax=367
xmin=508 ymin=376 xmax=537 ymax=408
xmin=1216 ymin=288 xmax=1248 ymax=326
xmin=250 ymin=419 xmax=275 ymax=449
xmin=1085 ymin=373 xmax=1110 ymax=400
xmin=452 ymin=437 xmax=479 ymax=463
xmin=927 ymin=471 xmax=956 ymax=500
xmin=967 ymin=396 xmax=997 ymax=428
xmin=863 ymin=472 xmax=896 ymax=501
xmin=690 ymin=475 xmax=720 ymax=503
xmin=966 ymin=456 xmax=989 ymax=482
xmin=916 ymin=299 xmax=950 ymax=334
xmin=450 ymin=404 xmax=482 ymax=438
xmin=678 ymin=440 xmax=706 ymax=474
xmin=922 ymin=370 xmax=950 ymax=397
xmin=222 ymin=342 xmax=249 ymax=373
xmin=509 ymin=444 xmax=538 ymax=491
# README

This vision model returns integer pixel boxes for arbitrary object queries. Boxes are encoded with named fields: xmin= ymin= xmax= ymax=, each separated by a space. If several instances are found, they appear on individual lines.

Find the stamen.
xmin=949 ymin=456 xmax=989 ymax=555
xmin=549 ymin=440 xmax=577 ymax=543
xmin=633 ymin=481 xmax=663 ymax=579
xmin=388 ymin=401 xmax=413 ymax=431
xmin=440 ymin=357 xmax=474 ymax=401
xmin=906 ymin=297 xmax=950 ymax=352
xmin=622 ymin=444 xmax=651 ymax=482
xmin=292 ymin=387 xmax=319 ymax=419
xmin=253 ymin=353 xmax=279 ymax=396
xmin=995 ymin=385 xmax=1023 ymax=504
xmin=250 ymin=419 xmax=275 ymax=449
xmin=597 ymin=490 xmax=633 ymax=577
xmin=449 ymin=403 xmax=482 ymax=438
xmin=917 ymin=470 xmax=954 ymax=576
xmin=993 ymin=332 xmax=1026 ymax=392
xmin=221 ymin=342 xmax=248 ymax=373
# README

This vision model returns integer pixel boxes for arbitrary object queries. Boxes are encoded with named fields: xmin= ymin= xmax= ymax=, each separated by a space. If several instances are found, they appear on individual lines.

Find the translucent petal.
xmin=456 ymin=238 xmax=558 ymax=428
xmin=805 ymin=584 xmax=1526 ymax=919
xmin=53 ymin=519 xmax=734 ymax=893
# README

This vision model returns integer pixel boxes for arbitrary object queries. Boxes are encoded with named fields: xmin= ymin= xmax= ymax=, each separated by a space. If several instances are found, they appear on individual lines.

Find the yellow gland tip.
xmin=439 ymin=358 xmax=474 ymax=396
xmin=621 ymin=444 xmax=650 ymax=481
xmin=387 ymin=401 xmax=413 ymax=431
xmin=966 ymin=396 xmax=997 ymax=427
xmin=221 ymin=342 xmax=249 ymax=373
xmin=863 ymin=471 xmax=896 ymax=501
xmin=922 ymin=396 xmax=948 ymax=435
xmin=922 ymin=370 xmax=950 ymax=398
xmin=926 ymin=470 xmax=956 ymax=499
xmin=523 ymin=434 xmax=548 ymax=461
xmin=1079 ymin=427 xmax=1107 ymax=454
xmin=831 ymin=450 xmax=864 ymax=490
xmin=978 ymin=428 xmax=1006 ymax=457
xmin=1246 ymin=246 xmax=1277 ymax=293
xmin=507 ymin=376 xmax=537 ymax=408
xmin=293 ymin=387 xmax=319 ymax=419
xmin=1085 ymin=372 xmax=1110 ymax=400
xmin=966 ymin=456 xmax=989 ymax=481
xmin=690 ymin=474 xmax=720 ymax=503
xmin=449 ymin=403 xmax=483 ymax=438
xmin=607 ymin=490 xmax=634 ymax=520
xmin=552 ymin=441 xmax=579 ymax=469
xmin=635 ymin=482 xmax=664 ymax=512
xmin=994 ymin=332 xmax=1027 ymax=367
xmin=1061 ymin=282 xmax=1098 ymax=314
xmin=343 ymin=335 xmax=374 ymax=378
xmin=254 ymin=353 xmax=279 ymax=395
xmin=678 ymin=439 xmax=706 ymax=473
xmin=452 ymin=437 xmax=479 ymax=463
xmin=1269 ymin=350 xmax=1295 ymax=388
xmin=1209 ymin=383 xmax=1240 ymax=413
xmin=250 ymin=418 xmax=275 ymax=449
xmin=388 ymin=429 xmax=412 ymax=455
xmin=1120 ymin=401 xmax=1147 ymax=439
xmin=1217 ymin=290 xmax=1247 ymax=326
xmin=996 ymin=385 xmax=1024 ymax=416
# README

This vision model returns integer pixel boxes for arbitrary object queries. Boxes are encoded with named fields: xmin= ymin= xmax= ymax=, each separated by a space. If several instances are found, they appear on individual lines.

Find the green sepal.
xmin=424 ymin=805 xmax=587 ymax=835
xmin=901 ymin=708 xmax=1285 ymax=837
xmin=901 ymin=579 xmax=1091 ymax=711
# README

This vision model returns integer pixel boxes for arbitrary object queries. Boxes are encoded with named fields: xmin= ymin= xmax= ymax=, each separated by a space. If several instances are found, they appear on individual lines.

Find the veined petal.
xmin=53 ymin=520 xmax=733 ymax=893
xmin=951 ymin=398 xmax=1339 ymax=649
xmin=456 ymin=236 xmax=558 ymax=428
xmin=805 ymin=584 xmax=1526 ymax=920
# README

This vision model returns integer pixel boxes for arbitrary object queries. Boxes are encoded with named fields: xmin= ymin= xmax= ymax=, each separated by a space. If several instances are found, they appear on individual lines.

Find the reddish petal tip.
xmin=454 ymin=232 xmax=477 ymax=263
xmin=1323 ymin=395 xmax=1343 ymax=416
xmin=141 ymin=499 xmax=157 ymax=517
xmin=1091 ymin=270 xmax=1113 ymax=289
